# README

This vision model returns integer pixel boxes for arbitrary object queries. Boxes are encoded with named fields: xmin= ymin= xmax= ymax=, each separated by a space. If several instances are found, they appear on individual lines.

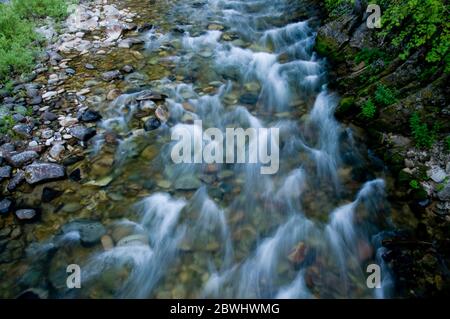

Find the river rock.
xmin=116 ymin=234 xmax=149 ymax=247
xmin=49 ymin=144 xmax=65 ymax=160
xmin=7 ymin=170 xmax=25 ymax=191
xmin=144 ymin=117 xmax=161 ymax=131
xmin=0 ymin=198 xmax=12 ymax=215
xmin=101 ymin=235 xmax=114 ymax=250
xmin=101 ymin=70 xmax=122 ymax=82
xmin=8 ymin=151 xmax=39 ymax=167
xmin=24 ymin=163 xmax=65 ymax=184
xmin=427 ymin=166 xmax=447 ymax=183
xmin=62 ymin=220 xmax=106 ymax=246
xmin=107 ymin=89 xmax=122 ymax=100
xmin=42 ymin=111 xmax=57 ymax=121
xmin=12 ymin=124 xmax=32 ymax=138
xmin=438 ymin=183 xmax=450 ymax=201
xmin=69 ymin=125 xmax=96 ymax=141
xmin=78 ymin=109 xmax=102 ymax=122
xmin=42 ymin=187 xmax=63 ymax=203
xmin=155 ymin=105 xmax=169 ymax=122
xmin=15 ymin=209 xmax=37 ymax=221
xmin=121 ymin=65 xmax=134 ymax=73
xmin=174 ymin=175 xmax=202 ymax=190
xmin=137 ymin=23 xmax=153 ymax=33
xmin=41 ymin=128 xmax=54 ymax=139
xmin=0 ymin=165 xmax=12 ymax=181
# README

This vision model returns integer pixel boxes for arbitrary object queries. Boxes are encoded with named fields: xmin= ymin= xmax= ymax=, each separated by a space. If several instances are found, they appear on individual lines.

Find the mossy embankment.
xmin=313 ymin=0 xmax=450 ymax=297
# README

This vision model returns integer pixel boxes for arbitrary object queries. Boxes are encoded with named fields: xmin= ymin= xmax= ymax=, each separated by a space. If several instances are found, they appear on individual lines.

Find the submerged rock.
xmin=0 ymin=198 xmax=13 ymax=215
xmin=438 ymin=183 xmax=450 ymax=201
xmin=174 ymin=175 xmax=202 ymax=190
xmin=0 ymin=165 xmax=12 ymax=181
xmin=78 ymin=109 xmax=102 ymax=122
xmin=144 ymin=117 xmax=161 ymax=131
xmin=101 ymin=70 xmax=122 ymax=82
xmin=24 ymin=163 xmax=65 ymax=184
xmin=15 ymin=209 xmax=37 ymax=221
xmin=40 ymin=187 xmax=63 ymax=203
xmin=62 ymin=220 xmax=106 ymax=246
xmin=70 ymin=125 xmax=96 ymax=141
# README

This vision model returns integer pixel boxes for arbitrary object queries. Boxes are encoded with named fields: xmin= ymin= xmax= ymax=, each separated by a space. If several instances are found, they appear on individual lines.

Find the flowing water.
xmin=2 ymin=0 xmax=396 ymax=298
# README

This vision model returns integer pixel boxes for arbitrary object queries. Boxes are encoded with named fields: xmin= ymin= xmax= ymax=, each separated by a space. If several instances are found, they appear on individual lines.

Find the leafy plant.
xmin=355 ymin=48 xmax=390 ymax=65
xmin=324 ymin=0 xmax=354 ymax=16
xmin=374 ymin=84 xmax=397 ymax=106
xmin=12 ymin=0 xmax=69 ymax=20
xmin=410 ymin=112 xmax=438 ymax=148
xmin=0 ymin=0 xmax=72 ymax=84
xmin=409 ymin=179 xmax=420 ymax=189
xmin=0 ymin=114 xmax=16 ymax=135
xmin=361 ymin=99 xmax=376 ymax=119
xmin=445 ymin=136 xmax=450 ymax=152
xmin=377 ymin=0 xmax=449 ymax=71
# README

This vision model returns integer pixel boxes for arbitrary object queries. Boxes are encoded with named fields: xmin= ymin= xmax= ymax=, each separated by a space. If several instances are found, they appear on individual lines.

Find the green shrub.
xmin=0 ymin=4 xmax=38 ymax=82
xmin=361 ymin=99 xmax=376 ymax=118
xmin=445 ymin=136 xmax=450 ymax=152
xmin=12 ymin=0 xmax=69 ymax=20
xmin=410 ymin=112 xmax=437 ymax=148
xmin=374 ymin=84 xmax=397 ymax=106
xmin=0 ymin=0 xmax=71 ymax=84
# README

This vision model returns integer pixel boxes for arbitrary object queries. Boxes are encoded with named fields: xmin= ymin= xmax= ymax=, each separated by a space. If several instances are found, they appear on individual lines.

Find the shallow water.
xmin=1 ymin=0 xmax=396 ymax=298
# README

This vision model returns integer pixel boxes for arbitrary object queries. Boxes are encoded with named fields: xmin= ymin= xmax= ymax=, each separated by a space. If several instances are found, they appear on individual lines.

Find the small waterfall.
xmin=32 ymin=0 xmax=395 ymax=299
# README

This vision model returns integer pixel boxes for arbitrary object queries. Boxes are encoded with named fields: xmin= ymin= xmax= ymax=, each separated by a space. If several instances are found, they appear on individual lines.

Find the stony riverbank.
xmin=313 ymin=1 xmax=450 ymax=297
xmin=0 ymin=0 xmax=170 ymax=289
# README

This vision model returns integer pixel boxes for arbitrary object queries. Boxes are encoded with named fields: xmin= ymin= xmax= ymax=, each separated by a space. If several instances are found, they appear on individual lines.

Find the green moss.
xmin=315 ymin=34 xmax=346 ymax=62
xmin=336 ymin=96 xmax=355 ymax=115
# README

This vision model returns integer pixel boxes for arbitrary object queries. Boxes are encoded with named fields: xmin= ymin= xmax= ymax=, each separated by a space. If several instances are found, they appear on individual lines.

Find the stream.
xmin=2 ymin=0 xmax=396 ymax=298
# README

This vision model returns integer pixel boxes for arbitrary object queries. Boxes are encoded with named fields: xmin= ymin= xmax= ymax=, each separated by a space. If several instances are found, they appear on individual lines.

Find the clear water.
xmin=2 ymin=0 xmax=395 ymax=299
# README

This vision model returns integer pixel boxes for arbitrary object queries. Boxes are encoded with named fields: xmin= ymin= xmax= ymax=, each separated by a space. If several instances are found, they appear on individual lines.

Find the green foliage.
xmin=374 ymin=84 xmax=397 ymax=106
xmin=0 ymin=0 xmax=70 ymax=84
xmin=354 ymin=48 xmax=390 ymax=65
xmin=410 ymin=112 xmax=437 ymax=148
xmin=409 ymin=179 xmax=420 ymax=189
xmin=12 ymin=0 xmax=69 ymax=20
xmin=445 ymin=136 xmax=450 ymax=152
xmin=378 ymin=0 xmax=449 ymax=71
xmin=324 ymin=0 xmax=354 ymax=16
xmin=0 ymin=114 xmax=16 ymax=135
xmin=0 ymin=4 xmax=38 ymax=82
xmin=361 ymin=99 xmax=376 ymax=119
